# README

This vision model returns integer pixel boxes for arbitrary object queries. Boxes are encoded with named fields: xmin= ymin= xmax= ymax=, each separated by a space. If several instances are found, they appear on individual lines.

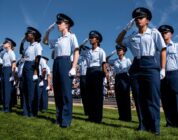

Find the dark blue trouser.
xmin=129 ymin=56 xmax=160 ymax=133
xmin=0 ymin=80 xmax=2 ymax=105
xmin=33 ymin=78 xmax=40 ymax=116
xmin=161 ymin=70 xmax=178 ymax=127
xmin=130 ymin=74 xmax=144 ymax=129
xmin=2 ymin=66 xmax=13 ymax=112
xmin=86 ymin=66 xmax=104 ymax=123
xmin=53 ymin=56 xmax=72 ymax=126
xmin=22 ymin=61 xmax=36 ymax=117
xmin=19 ymin=78 xmax=24 ymax=108
xmin=115 ymin=73 xmax=131 ymax=121
xmin=0 ymin=65 xmax=2 ymax=105
xmin=138 ymin=69 xmax=160 ymax=133
xmin=80 ymin=76 xmax=88 ymax=115
xmin=39 ymin=80 xmax=48 ymax=111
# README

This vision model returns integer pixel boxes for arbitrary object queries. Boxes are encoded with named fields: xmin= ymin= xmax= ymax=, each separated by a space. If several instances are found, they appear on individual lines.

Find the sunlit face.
xmin=135 ymin=17 xmax=149 ymax=28
xmin=161 ymin=31 xmax=172 ymax=41
xmin=89 ymin=36 xmax=99 ymax=46
xmin=57 ymin=21 xmax=69 ymax=32
xmin=26 ymin=33 xmax=35 ymax=42
xmin=117 ymin=49 xmax=125 ymax=57
xmin=3 ymin=42 xmax=11 ymax=49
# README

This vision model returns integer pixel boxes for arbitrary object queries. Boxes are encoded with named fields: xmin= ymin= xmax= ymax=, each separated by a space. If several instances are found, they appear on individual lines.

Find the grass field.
xmin=0 ymin=104 xmax=178 ymax=140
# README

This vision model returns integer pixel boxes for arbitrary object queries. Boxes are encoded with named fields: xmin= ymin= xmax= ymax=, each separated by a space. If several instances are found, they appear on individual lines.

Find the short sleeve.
xmin=35 ymin=43 xmax=43 ymax=56
xmin=71 ymin=34 xmax=79 ymax=52
xmin=127 ymin=58 xmax=132 ymax=67
xmin=152 ymin=29 xmax=166 ymax=51
xmin=0 ymin=58 xmax=2 ymax=64
xmin=99 ymin=49 xmax=106 ymax=63
xmin=46 ymin=66 xmax=51 ymax=75
xmin=48 ymin=39 xmax=57 ymax=49
xmin=122 ymin=36 xmax=131 ymax=48
xmin=40 ymin=58 xmax=47 ymax=69
xmin=108 ymin=59 xmax=116 ymax=66
xmin=9 ymin=51 xmax=16 ymax=62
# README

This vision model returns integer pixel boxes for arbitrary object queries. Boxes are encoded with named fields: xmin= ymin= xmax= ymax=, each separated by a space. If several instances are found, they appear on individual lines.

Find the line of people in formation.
xmin=0 ymin=6 xmax=178 ymax=135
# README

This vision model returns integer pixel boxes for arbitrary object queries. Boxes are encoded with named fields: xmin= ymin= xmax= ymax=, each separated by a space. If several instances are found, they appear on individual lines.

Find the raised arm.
xmin=43 ymin=22 xmax=56 ymax=45
xmin=116 ymin=18 xmax=135 ymax=46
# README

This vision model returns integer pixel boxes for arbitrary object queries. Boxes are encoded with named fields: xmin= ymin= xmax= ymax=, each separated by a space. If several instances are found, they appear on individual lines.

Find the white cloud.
xmin=159 ymin=0 xmax=178 ymax=25
xmin=43 ymin=0 xmax=53 ymax=17
xmin=170 ymin=0 xmax=178 ymax=11
xmin=20 ymin=3 xmax=38 ymax=26
xmin=159 ymin=12 xmax=169 ymax=25
xmin=145 ymin=0 xmax=155 ymax=11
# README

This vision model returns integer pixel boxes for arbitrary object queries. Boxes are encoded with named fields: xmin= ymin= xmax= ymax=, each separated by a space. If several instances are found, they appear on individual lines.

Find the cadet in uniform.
xmin=86 ymin=30 xmax=107 ymax=123
xmin=116 ymin=7 xmax=166 ymax=134
xmin=158 ymin=25 xmax=178 ymax=127
xmin=20 ymin=27 xmax=42 ymax=117
xmin=39 ymin=56 xmax=50 ymax=112
xmin=43 ymin=13 xmax=79 ymax=128
xmin=1 ymin=38 xmax=16 ymax=112
xmin=78 ymin=45 xmax=90 ymax=115
xmin=0 ymin=55 xmax=3 ymax=105
xmin=16 ymin=57 xmax=25 ymax=108
xmin=107 ymin=45 xmax=132 ymax=121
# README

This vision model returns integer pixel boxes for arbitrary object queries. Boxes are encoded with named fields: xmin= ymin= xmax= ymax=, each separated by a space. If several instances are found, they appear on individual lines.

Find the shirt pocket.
xmin=130 ymin=37 xmax=141 ymax=49
xmin=167 ymin=46 xmax=176 ymax=54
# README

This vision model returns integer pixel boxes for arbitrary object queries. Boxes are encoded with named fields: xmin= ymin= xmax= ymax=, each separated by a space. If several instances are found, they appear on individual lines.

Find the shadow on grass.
xmin=72 ymin=112 xmax=86 ymax=116
xmin=37 ymin=114 xmax=56 ymax=124
xmin=72 ymin=115 xmax=136 ymax=130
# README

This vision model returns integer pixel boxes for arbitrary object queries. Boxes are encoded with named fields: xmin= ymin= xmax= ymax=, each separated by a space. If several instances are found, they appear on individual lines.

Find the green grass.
xmin=0 ymin=104 xmax=178 ymax=140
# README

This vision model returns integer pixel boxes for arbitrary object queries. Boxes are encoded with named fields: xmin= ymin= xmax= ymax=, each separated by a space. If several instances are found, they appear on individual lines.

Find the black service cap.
xmin=3 ymin=38 xmax=16 ymax=47
xmin=89 ymin=30 xmax=103 ymax=43
xmin=158 ymin=25 xmax=174 ymax=34
xmin=132 ymin=7 xmax=152 ymax=20
xmin=56 ymin=13 xmax=74 ymax=27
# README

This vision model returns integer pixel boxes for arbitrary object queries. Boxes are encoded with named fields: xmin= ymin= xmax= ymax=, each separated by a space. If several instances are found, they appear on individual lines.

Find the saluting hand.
xmin=124 ymin=18 xmax=135 ymax=32
xmin=47 ymin=22 xmax=56 ymax=33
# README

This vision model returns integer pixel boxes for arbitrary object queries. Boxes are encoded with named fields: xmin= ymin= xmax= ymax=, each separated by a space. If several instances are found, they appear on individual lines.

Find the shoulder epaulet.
xmin=151 ymin=28 xmax=158 ymax=33
xmin=174 ymin=42 xmax=178 ymax=46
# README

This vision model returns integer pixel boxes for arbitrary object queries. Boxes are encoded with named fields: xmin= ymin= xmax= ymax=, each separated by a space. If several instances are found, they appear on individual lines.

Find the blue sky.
xmin=1 ymin=0 xmax=178 ymax=68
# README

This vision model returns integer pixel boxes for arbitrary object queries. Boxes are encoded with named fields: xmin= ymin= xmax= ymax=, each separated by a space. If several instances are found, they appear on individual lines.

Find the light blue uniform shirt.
xmin=1 ymin=49 xmax=16 ymax=67
xmin=123 ymin=28 xmax=166 ymax=58
xmin=78 ymin=49 xmax=88 ymax=76
xmin=17 ymin=58 xmax=25 ymax=78
xmin=24 ymin=42 xmax=42 ymax=61
xmin=39 ymin=58 xmax=47 ymax=76
xmin=166 ymin=40 xmax=178 ymax=71
xmin=0 ymin=57 xmax=2 ymax=65
xmin=108 ymin=56 xmax=131 ymax=74
xmin=49 ymin=32 xmax=79 ymax=58
xmin=45 ymin=65 xmax=50 ymax=80
xmin=86 ymin=47 xmax=106 ymax=67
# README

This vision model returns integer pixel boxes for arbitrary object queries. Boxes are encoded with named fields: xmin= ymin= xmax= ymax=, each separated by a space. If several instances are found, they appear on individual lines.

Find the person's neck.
xmin=92 ymin=44 xmax=98 ymax=50
xmin=61 ymin=29 xmax=69 ymax=36
xmin=6 ymin=47 xmax=11 ymax=52
xmin=30 ymin=40 xmax=35 ymax=45
xmin=165 ymin=38 xmax=171 ymax=45
xmin=119 ymin=55 xmax=124 ymax=60
xmin=138 ymin=26 xmax=147 ymax=34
